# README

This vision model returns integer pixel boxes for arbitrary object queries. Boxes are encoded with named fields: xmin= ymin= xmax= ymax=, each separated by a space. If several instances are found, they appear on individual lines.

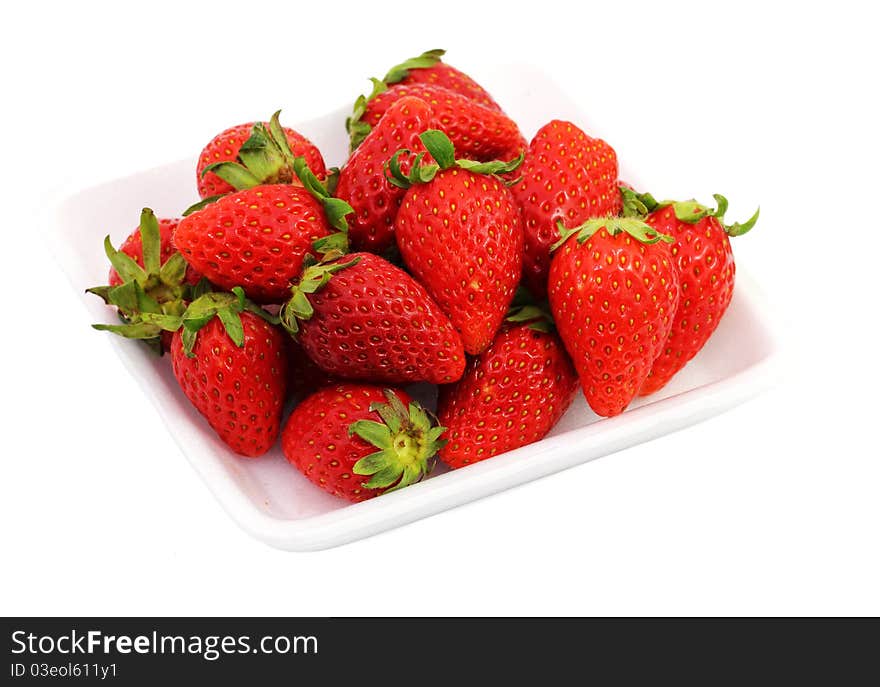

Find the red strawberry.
xmin=197 ymin=115 xmax=326 ymax=199
xmin=281 ymin=384 xmax=445 ymax=502
xmin=167 ymin=290 xmax=287 ymax=456
xmin=175 ymin=185 xmax=328 ymax=303
xmin=108 ymin=216 xmax=200 ymax=287
xmin=174 ymin=159 xmax=353 ymax=303
xmin=548 ymin=217 xmax=680 ymax=417
xmin=391 ymin=130 xmax=524 ymax=355
xmin=380 ymin=49 xmax=501 ymax=112
xmin=335 ymin=96 xmax=434 ymax=253
xmin=280 ymin=252 xmax=466 ymax=385
xmin=625 ymin=191 xmax=758 ymax=395
xmin=512 ymin=120 xmax=622 ymax=298
xmin=347 ymin=83 xmax=522 ymax=161
xmin=89 ymin=208 xmax=199 ymax=354
xmin=438 ymin=316 xmax=578 ymax=468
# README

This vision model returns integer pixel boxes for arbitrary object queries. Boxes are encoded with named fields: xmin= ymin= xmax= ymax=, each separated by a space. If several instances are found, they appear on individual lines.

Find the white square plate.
xmin=47 ymin=66 xmax=781 ymax=550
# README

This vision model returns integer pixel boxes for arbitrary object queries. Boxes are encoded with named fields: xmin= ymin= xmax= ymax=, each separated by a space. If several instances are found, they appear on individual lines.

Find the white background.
xmin=2 ymin=0 xmax=878 ymax=615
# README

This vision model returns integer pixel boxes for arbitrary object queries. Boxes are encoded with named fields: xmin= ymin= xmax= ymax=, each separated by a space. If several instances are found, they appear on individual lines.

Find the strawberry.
xmin=89 ymin=208 xmax=200 ymax=354
xmin=334 ymin=96 xmax=435 ymax=253
xmin=197 ymin=112 xmax=326 ymax=199
xmin=512 ymin=120 xmax=622 ymax=299
xmin=548 ymin=217 xmax=680 ymax=417
xmin=281 ymin=384 xmax=445 ymax=502
xmin=168 ymin=290 xmax=287 ymax=456
xmin=437 ymin=309 xmax=578 ymax=468
xmin=173 ymin=160 xmax=353 ymax=304
xmin=108 ymin=216 xmax=200 ymax=287
xmin=280 ymin=251 xmax=466 ymax=385
xmin=390 ymin=130 xmax=525 ymax=355
xmin=347 ymin=82 xmax=522 ymax=161
xmin=379 ymin=49 xmax=501 ymax=111
xmin=622 ymin=190 xmax=759 ymax=395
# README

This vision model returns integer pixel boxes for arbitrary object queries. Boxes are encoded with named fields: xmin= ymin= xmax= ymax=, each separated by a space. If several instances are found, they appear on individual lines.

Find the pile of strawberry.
xmin=90 ymin=50 xmax=757 ymax=503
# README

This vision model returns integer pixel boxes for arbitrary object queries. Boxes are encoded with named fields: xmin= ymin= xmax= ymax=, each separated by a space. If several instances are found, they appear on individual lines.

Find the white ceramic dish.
xmin=48 ymin=66 xmax=782 ymax=551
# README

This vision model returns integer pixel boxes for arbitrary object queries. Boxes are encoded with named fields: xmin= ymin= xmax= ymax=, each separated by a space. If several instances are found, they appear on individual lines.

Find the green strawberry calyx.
xmin=346 ymin=79 xmax=388 ymax=152
xmin=199 ymin=111 xmax=304 ymax=191
xmin=620 ymin=186 xmax=759 ymax=237
xmin=346 ymin=49 xmax=446 ymax=152
xmin=139 ymin=287 xmax=278 ymax=358
xmin=324 ymin=166 xmax=342 ymax=195
xmin=505 ymin=286 xmax=555 ymax=333
xmin=349 ymin=389 xmax=446 ymax=493
xmin=290 ymin=156 xmax=354 ymax=237
xmin=551 ymin=216 xmax=675 ymax=252
xmin=88 ymin=208 xmax=194 ymax=352
xmin=619 ymin=186 xmax=659 ymax=219
xmin=384 ymin=129 xmax=524 ymax=189
xmin=383 ymin=49 xmax=445 ymax=85
xmin=280 ymin=254 xmax=362 ymax=337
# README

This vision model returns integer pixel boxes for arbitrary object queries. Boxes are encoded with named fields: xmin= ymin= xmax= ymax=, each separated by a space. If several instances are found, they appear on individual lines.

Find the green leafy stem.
xmin=384 ymin=129 xmax=523 ymax=189
xmin=349 ymin=389 xmax=446 ymax=493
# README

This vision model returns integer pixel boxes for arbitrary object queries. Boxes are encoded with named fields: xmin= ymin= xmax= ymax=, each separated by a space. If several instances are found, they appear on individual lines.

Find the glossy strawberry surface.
xmin=548 ymin=226 xmax=679 ymax=417
xmin=363 ymin=84 xmax=521 ymax=162
xmin=512 ymin=120 xmax=622 ymax=298
xmin=295 ymin=252 xmax=466 ymax=384
xmin=171 ymin=312 xmax=287 ymax=457
xmin=399 ymin=62 xmax=501 ymax=111
xmin=640 ymin=206 xmax=736 ymax=395
xmin=395 ymin=168 xmax=524 ymax=355
xmin=335 ymin=96 xmax=434 ymax=253
xmin=173 ymin=184 xmax=331 ymax=303
xmin=438 ymin=324 xmax=578 ymax=468
xmin=197 ymin=122 xmax=326 ymax=199
xmin=281 ymin=384 xmax=413 ymax=503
